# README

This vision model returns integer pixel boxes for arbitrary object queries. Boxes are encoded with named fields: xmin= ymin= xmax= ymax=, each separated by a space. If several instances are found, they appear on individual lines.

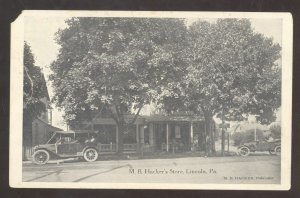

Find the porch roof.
xmin=89 ymin=114 xmax=204 ymax=125
xmin=144 ymin=114 xmax=204 ymax=122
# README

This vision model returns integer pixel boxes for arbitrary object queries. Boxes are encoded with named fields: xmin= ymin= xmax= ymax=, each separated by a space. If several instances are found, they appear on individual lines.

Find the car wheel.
xmin=275 ymin=146 xmax=281 ymax=155
xmin=238 ymin=146 xmax=250 ymax=157
xmin=32 ymin=150 xmax=50 ymax=165
xmin=83 ymin=148 xmax=98 ymax=162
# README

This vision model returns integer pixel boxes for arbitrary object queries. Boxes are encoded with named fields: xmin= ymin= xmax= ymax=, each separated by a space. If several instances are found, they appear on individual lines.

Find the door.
xmin=57 ymin=142 xmax=84 ymax=157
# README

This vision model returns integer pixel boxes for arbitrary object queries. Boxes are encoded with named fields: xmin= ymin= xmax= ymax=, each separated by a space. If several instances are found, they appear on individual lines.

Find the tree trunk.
xmin=210 ymin=120 xmax=216 ymax=154
xmin=116 ymin=121 xmax=125 ymax=154
xmin=204 ymin=115 xmax=215 ymax=156
xmin=221 ymin=127 xmax=225 ymax=156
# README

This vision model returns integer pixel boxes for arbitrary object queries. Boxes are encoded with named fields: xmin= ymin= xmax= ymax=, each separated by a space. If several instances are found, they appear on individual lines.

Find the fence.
xmin=124 ymin=144 xmax=137 ymax=151
xmin=97 ymin=143 xmax=117 ymax=153
xmin=97 ymin=143 xmax=138 ymax=153
xmin=140 ymin=144 xmax=155 ymax=153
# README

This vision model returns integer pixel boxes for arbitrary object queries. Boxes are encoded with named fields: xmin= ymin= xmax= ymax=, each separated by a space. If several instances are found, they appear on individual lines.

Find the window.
xmin=175 ymin=125 xmax=181 ymax=138
xmin=144 ymin=125 xmax=149 ymax=144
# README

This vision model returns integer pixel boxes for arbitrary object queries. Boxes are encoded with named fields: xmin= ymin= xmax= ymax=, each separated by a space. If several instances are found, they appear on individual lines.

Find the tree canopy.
xmin=50 ymin=18 xmax=188 ymax=152
xmin=24 ymin=42 xmax=48 ymax=120
xmin=23 ymin=42 xmax=48 ymax=145
xmin=50 ymin=18 xmax=281 ymax=154
xmin=50 ymin=18 xmax=187 ymax=123
xmin=158 ymin=19 xmax=281 ymax=154
xmin=161 ymin=19 xmax=281 ymax=123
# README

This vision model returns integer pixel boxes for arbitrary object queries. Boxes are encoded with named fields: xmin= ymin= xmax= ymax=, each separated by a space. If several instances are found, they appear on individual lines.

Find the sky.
xmin=24 ymin=16 xmax=282 ymax=129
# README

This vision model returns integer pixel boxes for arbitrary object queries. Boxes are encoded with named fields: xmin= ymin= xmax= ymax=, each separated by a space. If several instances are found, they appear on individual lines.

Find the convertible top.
xmin=54 ymin=130 xmax=98 ymax=134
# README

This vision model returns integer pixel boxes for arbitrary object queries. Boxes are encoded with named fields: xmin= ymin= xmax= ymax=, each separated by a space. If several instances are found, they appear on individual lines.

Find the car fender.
xmin=33 ymin=148 xmax=58 ymax=158
xmin=82 ymin=145 xmax=99 ymax=154
xmin=238 ymin=145 xmax=250 ymax=149
xmin=238 ymin=144 xmax=251 ymax=149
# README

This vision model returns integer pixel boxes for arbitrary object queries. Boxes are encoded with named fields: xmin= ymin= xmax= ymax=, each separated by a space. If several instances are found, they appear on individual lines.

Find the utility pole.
xmin=254 ymin=123 xmax=257 ymax=141
xmin=227 ymin=133 xmax=230 ymax=154
xmin=253 ymin=115 xmax=259 ymax=141
xmin=221 ymin=107 xmax=225 ymax=156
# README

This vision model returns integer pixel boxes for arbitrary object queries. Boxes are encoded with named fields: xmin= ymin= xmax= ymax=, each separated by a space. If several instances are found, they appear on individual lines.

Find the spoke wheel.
xmin=32 ymin=150 xmax=50 ymax=165
xmin=275 ymin=146 xmax=281 ymax=155
xmin=83 ymin=148 xmax=98 ymax=162
xmin=238 ymin=146 xmax=250 ymax=157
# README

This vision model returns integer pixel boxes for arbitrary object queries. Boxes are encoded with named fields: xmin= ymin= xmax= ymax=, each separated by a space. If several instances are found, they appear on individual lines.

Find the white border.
xmin=10 ymin=11 xmax=293 ymax=190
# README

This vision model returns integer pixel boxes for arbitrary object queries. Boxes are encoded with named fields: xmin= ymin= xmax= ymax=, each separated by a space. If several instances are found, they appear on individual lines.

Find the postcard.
xmin=10 ymin=11 xmax=292 ymax=190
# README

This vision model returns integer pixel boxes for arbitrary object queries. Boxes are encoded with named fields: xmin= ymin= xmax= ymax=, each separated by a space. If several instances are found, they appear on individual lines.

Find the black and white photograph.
xmin=9 ymin=11 xmax=292 ymax=190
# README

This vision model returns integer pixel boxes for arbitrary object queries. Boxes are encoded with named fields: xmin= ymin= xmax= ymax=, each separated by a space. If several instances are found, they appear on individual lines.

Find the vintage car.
xmin=32 ymin=130 xmax=99 ymax=165
xmin=237 ymin=139 xmax=281 ymax=156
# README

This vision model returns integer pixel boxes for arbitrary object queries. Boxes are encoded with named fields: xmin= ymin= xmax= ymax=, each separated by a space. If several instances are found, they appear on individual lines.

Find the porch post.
xmin=136 ymin=124 xmax=139 ymax=142
xmin=190 ymin=121 xmax=194 ymax=151
xmin=140 ymin=126 xmax=145 ymax=144
xmin=166 ymin=123 xmax=169 ymax=152
xmin=149 ymin=123 xmax=154 ymax=145
xmin=140 ymin=125 xmax=145 ymax=156
xmin=136 ymin=124 xmax=140 ymax=152
xmin=116 ymin=125 xmax=119 ymax=152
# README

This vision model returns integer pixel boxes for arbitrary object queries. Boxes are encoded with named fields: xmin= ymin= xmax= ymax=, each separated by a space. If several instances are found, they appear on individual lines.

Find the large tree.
xmin=50 ymin=18 xmax=187 ymax=153
xmin=23 ymin=42 xmax=47 ymax=146
xmin=160 ymin=19 xmax=281 ymax=155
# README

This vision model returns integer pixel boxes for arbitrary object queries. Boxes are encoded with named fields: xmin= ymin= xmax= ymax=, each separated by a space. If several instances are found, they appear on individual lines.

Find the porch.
xmin=90 ymin=114 xmax=208 ymax=154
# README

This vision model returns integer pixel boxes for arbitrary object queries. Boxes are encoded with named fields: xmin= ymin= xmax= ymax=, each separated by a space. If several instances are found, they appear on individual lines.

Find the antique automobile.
xmin=32 ymin=130 xmax=99 ymax=165
xmin=237 ymin=139 xmax=281 ymax=156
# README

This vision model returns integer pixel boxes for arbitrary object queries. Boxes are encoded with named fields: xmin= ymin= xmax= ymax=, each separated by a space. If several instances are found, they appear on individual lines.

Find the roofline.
xmin=35 ymin=118 xmax=62 ymax=130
